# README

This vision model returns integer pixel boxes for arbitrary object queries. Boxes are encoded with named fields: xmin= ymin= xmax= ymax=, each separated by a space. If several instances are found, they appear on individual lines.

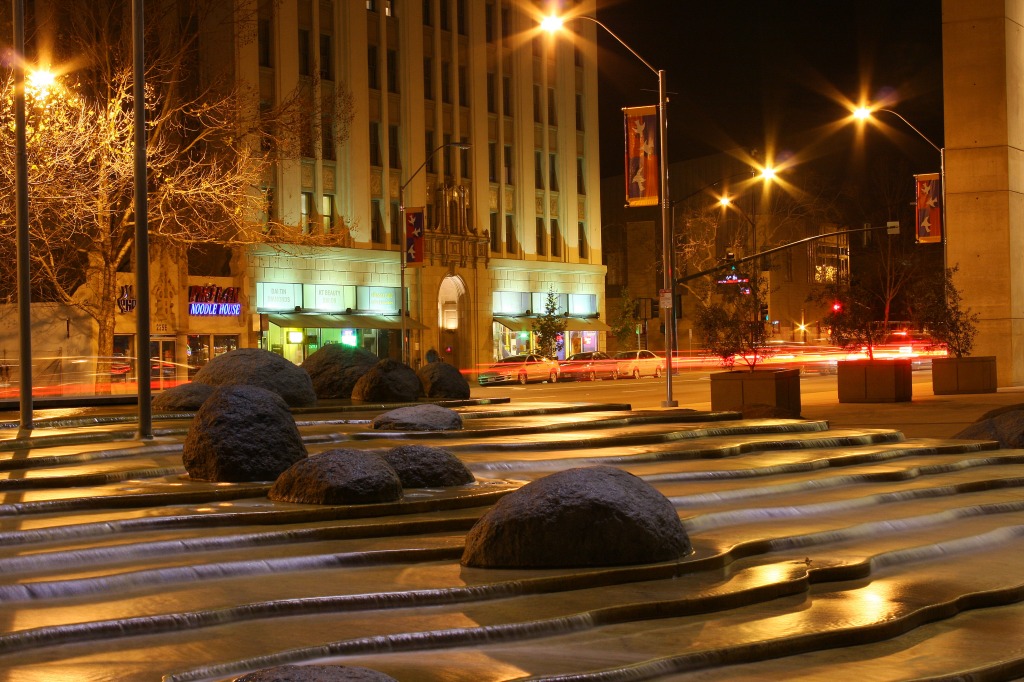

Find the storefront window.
xmin=492 ymin=322 xmax=532 ymax=360
xmin=187 ymin=334 xmax=239 ymax=377
xmin=267 ymin=323 xmax=382 ymax=364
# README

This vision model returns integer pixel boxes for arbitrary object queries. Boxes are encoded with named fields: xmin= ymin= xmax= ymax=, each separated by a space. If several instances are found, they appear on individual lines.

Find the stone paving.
xmin=1 ymin=399 xmax=1023 ymax=681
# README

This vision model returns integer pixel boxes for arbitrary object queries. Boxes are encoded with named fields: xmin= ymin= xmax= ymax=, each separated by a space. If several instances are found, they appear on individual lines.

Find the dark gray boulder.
xmin=371 ymin=404 xmax=463 ymax=431
xmin=152 ymin=381 xmax=215 ymax=411
xmin=183 ymin=385 xmax=307 ymax=482
xmin=383 ymin=444 xmax=475 ymax=488
xmin=461 ymin=465 xmax=691 ymax=568
xmin=301 ymin=344 xmax=378 ymax=399
xmin=351 ymin=359 xmax=421 ymax=402
xmin=268 ymin=448 xmax=402 ymax=505
xmin=233 ymin=665 xmax=398 ymax=681
xmin=954 ymin=407 xmax=1024 ymax=447
xmin=193 ymin=348 xmax=316 ymax=408
xmin=416 ymin=361 xmax=471 ymax=399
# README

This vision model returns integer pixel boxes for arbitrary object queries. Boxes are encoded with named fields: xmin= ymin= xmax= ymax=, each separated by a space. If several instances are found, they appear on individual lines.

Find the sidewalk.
xmin=797 ymin=376 xmax=1024 ymax=439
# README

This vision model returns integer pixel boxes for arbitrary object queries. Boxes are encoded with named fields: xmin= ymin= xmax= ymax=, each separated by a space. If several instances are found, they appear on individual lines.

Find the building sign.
xmin=309 ymin=284 xmax=356 ymax=312
xmin=357 ymin=286 xmax=399 ymax=313
xmin=915 ymin=173 xmax=942 ymax=244
xmin=256 ymin=282 xmax=302 ymax=311
xmin=116 ymin=285 xmax=137 ymax=314
xmin=623 ymin=105 xmax=659 ymax=207
xmin=188 ymin=285 xmax=241 ymax=316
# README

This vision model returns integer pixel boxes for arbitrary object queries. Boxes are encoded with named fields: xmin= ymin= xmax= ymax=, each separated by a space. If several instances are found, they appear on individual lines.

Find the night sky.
xmin=591 ymin=0 xmax=944 ymax=182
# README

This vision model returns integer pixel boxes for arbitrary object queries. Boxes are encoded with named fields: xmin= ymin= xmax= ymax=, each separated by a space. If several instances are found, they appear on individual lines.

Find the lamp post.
xmin=12 ymin=0 xmax=32 ymax=431
xmin=543 ymin=14 xmax=676 ymax=407
xmin=398 ymin=142 xmax=470 ymax=366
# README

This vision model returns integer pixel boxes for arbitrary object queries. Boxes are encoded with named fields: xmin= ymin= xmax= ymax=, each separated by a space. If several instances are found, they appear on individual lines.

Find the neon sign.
xmin=188 ymin=286 xmax=241 ymax=316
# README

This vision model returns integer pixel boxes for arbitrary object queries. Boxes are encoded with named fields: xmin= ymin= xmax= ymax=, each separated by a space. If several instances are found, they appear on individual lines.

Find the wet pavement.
xmin=1 ymin=393 xmax=1023 ymax=681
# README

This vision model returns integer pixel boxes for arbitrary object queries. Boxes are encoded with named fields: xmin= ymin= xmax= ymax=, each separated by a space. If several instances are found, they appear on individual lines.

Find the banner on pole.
xmin=405 ymin=207 xmax=425 ymax=266
xmin=623 ymin=105 xmax=659 ymax=207
xmin=914 ymin=173 xmax=942 ymax=244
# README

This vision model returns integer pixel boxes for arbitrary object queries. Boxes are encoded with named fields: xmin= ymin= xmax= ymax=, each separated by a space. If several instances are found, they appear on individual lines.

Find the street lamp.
xmin=398 ymin=141 xmax=470 ymax=366
xmin=543 ymin=13 xmax=676 ymax=407
xmin=12 ymin=0 xmax=33 ymax=431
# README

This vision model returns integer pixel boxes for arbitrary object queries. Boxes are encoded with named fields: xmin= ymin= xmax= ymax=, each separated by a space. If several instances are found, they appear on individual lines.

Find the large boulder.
xmin=152 ymin=381 xmax=215 ymax=411
xmin=954 ymin=406 xmax=1024 ymax=447
xmin=193 ymin=348 xmax=316 ymax=408
xmin=301 ymin=344 xmax=378 ymax=399
xmin=183 ymin=385 xmax=308 ymax=482
xmin=351 ymin=359 xmax=421 ymax=402
xmin=233 ymin=665 xmax=398 ymax=681
xmin=382 ymin=444 xmax=475 ymax=488
xmin=416 ymin=361 xmax=471 ymax=399
xmin=371 ymin=404 xmax=463 ymax=431
xmin=268 ymin=449 xmax=402 ymax=505
xmin=461 ymin=465 xmax=691 ymax=568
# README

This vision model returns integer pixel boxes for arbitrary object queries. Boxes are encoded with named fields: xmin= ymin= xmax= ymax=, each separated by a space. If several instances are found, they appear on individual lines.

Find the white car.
xmin=478 ymin=354 xmax=559 ymax=385
xmin=614 ymin=349 xmax=663 ymax=379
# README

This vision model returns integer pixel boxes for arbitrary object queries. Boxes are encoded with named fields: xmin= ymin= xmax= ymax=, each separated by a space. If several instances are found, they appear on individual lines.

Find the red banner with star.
xmin=623 ymin=105 xmax=659 ymax=207
xmin=915 ymin=173 xmax=942 ymax=244
xmin=404 ymin=207 xmax=425 ymax=266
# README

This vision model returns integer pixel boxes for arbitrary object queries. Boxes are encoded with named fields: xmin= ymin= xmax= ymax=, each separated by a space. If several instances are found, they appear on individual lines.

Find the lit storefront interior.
xmin=491 ymin=291 xmax=609 ymax=361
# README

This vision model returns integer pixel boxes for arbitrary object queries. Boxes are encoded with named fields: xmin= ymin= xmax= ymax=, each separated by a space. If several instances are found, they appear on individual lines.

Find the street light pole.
xmin=542 ymin=14 xmax=676 ymax=406
xmin=12 ymin=0 xmax=33 ymax=432
xmin=398 ymin=142 xmax=469 ymax=366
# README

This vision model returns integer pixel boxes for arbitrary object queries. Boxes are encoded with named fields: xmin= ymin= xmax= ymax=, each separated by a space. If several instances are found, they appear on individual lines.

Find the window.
xmin=423 ymin=58 xmax=433 ymax=100
xmin=366 ymin=0 xmax=376 ymax=10
xmin=488 ymin=142 xmax=497 ymax=182
xmin=534 ymin=150 xmax=543 ymax=189
xmin=536 ymin=217 xmax=546 ymax=256
xmin=388 ymin=125 xmax=400 ymax=169
xmin=486 ymin=73 xmax=496 ymax=113
xmin=423 ymin=0 xmax=432 ymax=26
xmin=456 ymin=0 xmax=466 ymax=34
xmin=533 ymin=84 xmax=541 ymax=122
xmin=385 ymin=0 xmax=394 ymax=17
xmin=547 ymin=87 xmax=556 ymax=124
xmin=502 ymin=75 xmax=511 ymax=114
xmin=460 ymin=143 xmax=469 ymax=178
xmin=576 ymin=157 xmax=585 ymax=195
xmin=548 ymin=153 xmax=558 ymax=192
xmin=503 ymin=144 xmax=513 ymax=184
xmin=442 ymin=133 xmax=452 ymax=178
xmin=505 ymin=215 xmax=516 ymax=254
xmin=440 ymin=0 xmax=449 ymax=30
xmin=441 ymin=60 xmax=451 ymax=103
xmin=322 ymin=195 xmax=335 ymax=232
xmin=500 ymin=7 xmax=509 ymax=39
xmin=485 ymin=3 xmax=494 ymax=43
xmin=458 ymin=66 xmax=467 ymax=107
xmin=369 ymin=122 xmax=382 ymax=166
xmin=550 ymin=218 xmax=561 ymax=257
xmin=322 ymin=116 xmax=335 ymax=160
xmin=368 ymin=45 xmax=379 ymax=89
xmin=371 ymin=199 xmax=384 ymax=243
xmin=298 ymin=29 xmax=311 ymax=76
xmin=387 ymin=49 xmax=399 ymax=93
xmin=578 ymin=221 xmax=588 ymax=259
xmin=425 ymin=130 xmax=436 ymax=172
xmin=258 ymin=19 xmax=272 ymax=67
xmin=490 ymin=212 xmax=500 ymax=251
xmin=300 ymin=192 xmax=314 ymax=233
xmin=319 ymin=35 xmax=333 ymax=80
xmin=575 ymin=93 xmax=584 ymax=130
xmin=574 ymin=45 xmax=582 ymax=68
xmin=390 ymin=201 xmax=401 ymax=245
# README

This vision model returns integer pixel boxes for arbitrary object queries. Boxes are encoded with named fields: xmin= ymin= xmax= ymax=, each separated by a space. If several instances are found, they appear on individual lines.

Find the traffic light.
xmin=760 ymin=304 xmax=769 ymax=321
xmin=832 ymin=301 xmax=843 ymax=313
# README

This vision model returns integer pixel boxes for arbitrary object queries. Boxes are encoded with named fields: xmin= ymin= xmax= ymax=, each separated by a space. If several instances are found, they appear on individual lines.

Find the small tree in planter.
xmin=532 ymin=290 xmax=566 ymax=359
xmin=809 ymin=281 xmax=910 ymax=402
xmin=913 ymin=266 xmax=993 ymax=393
xmin=696 ymin=283 xmax=799 ymax=415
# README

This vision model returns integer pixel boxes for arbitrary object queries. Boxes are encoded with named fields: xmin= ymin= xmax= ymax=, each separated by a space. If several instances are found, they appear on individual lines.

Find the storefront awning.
xmin=268 ymin=313 xmax=428 ymax=330
xmin=493 ymin=316 xmax=610 ymax=332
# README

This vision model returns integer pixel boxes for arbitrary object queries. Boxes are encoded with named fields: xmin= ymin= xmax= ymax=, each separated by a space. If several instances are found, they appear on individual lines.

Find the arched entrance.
xmin=436 ymin=275 xmax=468 ymax=369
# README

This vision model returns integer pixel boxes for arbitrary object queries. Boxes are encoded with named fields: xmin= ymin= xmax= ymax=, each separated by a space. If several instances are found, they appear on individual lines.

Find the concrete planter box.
xmin=931 ymin=356 xmax=997 ymax=394
xmin=710 ymin=368 xmax=801 ymax=415
xmin=837 ymin=359 xmax=912 ymax=403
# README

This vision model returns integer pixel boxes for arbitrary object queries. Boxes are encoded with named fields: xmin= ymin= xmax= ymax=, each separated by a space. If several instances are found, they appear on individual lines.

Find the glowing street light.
xmin=543 ymin=12 xmax=677 ymax=407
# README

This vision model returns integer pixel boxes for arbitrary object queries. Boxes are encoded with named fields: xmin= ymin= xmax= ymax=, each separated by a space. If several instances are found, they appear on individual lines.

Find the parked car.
xmin=558 ymin=351 xmax=617 ymax=382
xmin=614 ymin=349 xmax=663 ymax=379
xmin=478 ymin=354 xmax=558 ymax=385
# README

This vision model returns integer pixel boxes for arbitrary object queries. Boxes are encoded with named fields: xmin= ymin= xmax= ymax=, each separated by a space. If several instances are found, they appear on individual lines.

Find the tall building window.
xmin=423 ymin=0 xmax=432 ymax=26
xmin=550 ymin=219 xmax=561 ymax=257
xmin=300 ymin=192 xmax=313 ymax=233
xmin=371 ymin=199 xmax=384 ymax=243
xmin=298 ymin=29 xmax=311 ymax=76
xmin=548 ymin=153 xmax=558 ymax=192
xmin=439 ymin=0 xmax=449 ymax=30
xmin=578 ymin=221 xmax=588 ymax=259
xmin=443 ymin=133 xmax=452 ymax=178
xmin=576 ymin=157 xmax=585 ymax=195
xmin=369 ymin=122 xmax=382 ymax=166
xmin=425 ymin=130 xmax=436 ymax=172
xmin=384 ymin=0 xmax=394 ymax=17
xmin=503 ymin=144 xmax=513 ymax=184
xmin=319 ymin=35 xmax=333 ymax=80
xmin=388 ymin=125 xmax=401 ymax=169
xmin=366 ymin=0 xmax=377 ymax=10
xmin=486 ymin=73 xmax=496 ymax=113
xmin=534 ymin=150 xmax=543 ymax=189
xmin=423 ymin=58 xmax=433 ymax=100
xmin=485 ymin=2 xmax=494 ymax=43
xmin=458 ymin=66 xmax=467 ymax=106
xmin=257 ymin=19 xmax=272 ymax=67
xmin=322 ymin=195 xmax=335 ymax=232
xmin=502 ymin=75 xmax=511 ymax=114
xmin=488 ymin=142 xmax=497 ymax=182
xmin=500 ymin=7 xmax=509 ymax=39
xmin=533 ymin=84 xmax=541 ymax=123
xmin=322 ymin=116 xmax=335 ymax=160
xmin=505 ymin=214 xmax=516 ymax=254
xmin=575 ymin=93 xmax=584 ymax=130
xmin=390 ymin=201 xmax=401 ymax=245
xmin=547 ymin=87 xmax=556 ymax=124
xmin=489 ymin=212 xmax=500 ymax=251
xmin=386 ymin=49 xmax=399 ymax=93
xmin=441 ymin=61 xmax=451 ymax=103
xmin=456 ymin=0 xmax=466 ymax=34
xmin=368 ymin=45 xmax=379 ymax=89
xmin=460 ymin=143 xmax=469 ymax=178
xmin=536 ymin=217 xmax=546 ymax=256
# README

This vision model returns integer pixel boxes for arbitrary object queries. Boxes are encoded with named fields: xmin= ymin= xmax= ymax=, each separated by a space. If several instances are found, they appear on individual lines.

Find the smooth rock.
xmin=351 ymin=359 xmax=421 ymax=402
xmin=301 ymin=344 xmax=378 ymax=399
xmin=268 ymin=449 xmax=402 ymax=505
xmin=382 ymin=444 xmax=475 ymax=487
xmin=371 ymin=404 xmax=463 ymax=431
xmin=193 ymin=348 xmax=316 ymax=408
xmin=416 ymin=361 xmax=471 ymax=399
xmin=152 ymin=381 xmax=215 ymax=411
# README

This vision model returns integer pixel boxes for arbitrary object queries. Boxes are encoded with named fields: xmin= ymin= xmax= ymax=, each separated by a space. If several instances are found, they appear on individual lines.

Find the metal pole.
xmin=658 ymin=70 xmax=677 ymax=407
xmin=399 ymin=190 xmax=407 ymax=365
xmin=12 ymin=0 xmax=32 ymax=431
xmin=133 ymin=0 xmax=152 ymax=439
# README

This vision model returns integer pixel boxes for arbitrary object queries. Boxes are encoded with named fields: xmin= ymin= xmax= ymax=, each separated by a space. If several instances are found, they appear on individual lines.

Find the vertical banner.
xmin=405 ymin=207 xmax=425 ymax=266
xmin=623 ymin=105 xmax=659 ymax=207
xmin=915 ymin=173 xmax=942 ymax=244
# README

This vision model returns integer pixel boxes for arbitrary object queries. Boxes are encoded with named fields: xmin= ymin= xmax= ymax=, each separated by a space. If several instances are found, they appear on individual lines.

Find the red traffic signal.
xmin=832 ymin=301 xmax=843 ymax=313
